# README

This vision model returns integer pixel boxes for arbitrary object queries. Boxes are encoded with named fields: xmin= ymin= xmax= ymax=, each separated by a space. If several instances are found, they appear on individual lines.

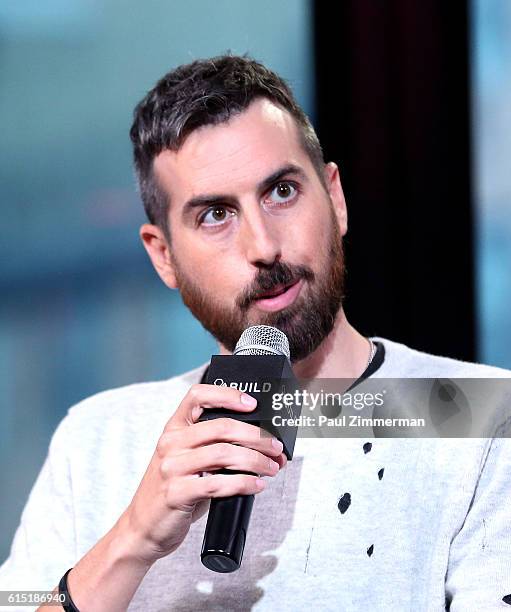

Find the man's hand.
xmin=121 ymin=383 xmax=287 ymax=565
xmin=48 ymin=383 xmax=287 ymax=612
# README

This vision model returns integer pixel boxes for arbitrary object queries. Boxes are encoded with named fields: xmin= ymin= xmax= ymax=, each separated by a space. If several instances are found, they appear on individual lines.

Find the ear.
xmin=323 ymin=161 xmax=348 ymax=236
xmin=139 ymin=223 xmax=178 ymax=289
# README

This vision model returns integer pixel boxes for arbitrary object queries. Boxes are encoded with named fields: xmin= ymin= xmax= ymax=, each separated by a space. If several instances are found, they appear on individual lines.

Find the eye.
xmin=199 ymin=205 xmax=235 ymax=227
xmin=266 ymin=181 xmax=298 ymax=205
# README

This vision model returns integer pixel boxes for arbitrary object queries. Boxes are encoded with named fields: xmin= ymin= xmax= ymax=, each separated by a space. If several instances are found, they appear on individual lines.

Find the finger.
xmin=169 ymin=473 xmax=266 ymax=509
xmin=165 ymin=417 xmax=284 ymax=458
xmin=166 ymin=384 xmax=258 ymax=429
xmin=161 ymin=443 xmax=280 ymax=479
xmin=274 ymin=452 xmax=288 ymax=470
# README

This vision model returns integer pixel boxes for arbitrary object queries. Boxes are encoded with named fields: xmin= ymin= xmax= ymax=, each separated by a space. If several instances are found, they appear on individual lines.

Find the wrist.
xmin=112 ymin=510 xmax=156 ymax=571
xmin=65 ymin=513 xmax=153 ymax=612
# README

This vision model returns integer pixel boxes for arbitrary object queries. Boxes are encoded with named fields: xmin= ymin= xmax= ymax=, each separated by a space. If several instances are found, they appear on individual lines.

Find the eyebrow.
xmin=181 ymin=163 xmax=307 ymax=220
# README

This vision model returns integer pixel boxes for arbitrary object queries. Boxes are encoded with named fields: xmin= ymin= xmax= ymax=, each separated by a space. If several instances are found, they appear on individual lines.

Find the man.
xmin=0 ymin=55 xmax=510 ymax=611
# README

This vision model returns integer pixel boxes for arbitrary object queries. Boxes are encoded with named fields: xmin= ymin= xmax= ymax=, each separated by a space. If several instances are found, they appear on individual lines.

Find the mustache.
xmin=236 ymin=262 xmax=315 ymax=311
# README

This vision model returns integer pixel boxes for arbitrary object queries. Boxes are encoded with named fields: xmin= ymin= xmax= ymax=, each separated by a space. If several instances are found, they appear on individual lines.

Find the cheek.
xmin=180 ymin=247 xmax=250 ymax=297
xmin=285 ymin=209 xmax=330 ymax=264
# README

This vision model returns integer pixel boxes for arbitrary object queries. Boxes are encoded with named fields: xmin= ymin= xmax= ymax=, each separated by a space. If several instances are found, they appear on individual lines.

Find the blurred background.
xmin=0 ymin=0 xmax=509 ymax=562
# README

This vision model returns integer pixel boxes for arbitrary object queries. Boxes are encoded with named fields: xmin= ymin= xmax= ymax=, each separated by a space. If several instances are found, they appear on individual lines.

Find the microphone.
xmin=198 ymin=325 xmax=300 ymax=573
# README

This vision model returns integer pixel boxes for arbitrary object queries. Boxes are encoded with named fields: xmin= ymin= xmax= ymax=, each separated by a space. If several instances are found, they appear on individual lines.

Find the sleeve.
xmin=0 ymin=414 xmax=77 ymax=602
xmin=445 ymin=436 xmax=511 ymax=611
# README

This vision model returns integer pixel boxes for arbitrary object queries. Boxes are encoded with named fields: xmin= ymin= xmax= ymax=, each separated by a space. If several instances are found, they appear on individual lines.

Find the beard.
xmin=172 ymin=207 xmax=345 ymax=363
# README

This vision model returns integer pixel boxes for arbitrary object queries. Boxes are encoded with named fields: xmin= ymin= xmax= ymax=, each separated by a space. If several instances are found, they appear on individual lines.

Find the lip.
xmin=253 ymin=279 xmax=303 ymax=312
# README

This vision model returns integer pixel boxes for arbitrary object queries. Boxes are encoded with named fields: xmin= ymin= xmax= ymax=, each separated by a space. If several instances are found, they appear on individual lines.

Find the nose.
xmin=239 ymin=205 xmax=282 ymax=267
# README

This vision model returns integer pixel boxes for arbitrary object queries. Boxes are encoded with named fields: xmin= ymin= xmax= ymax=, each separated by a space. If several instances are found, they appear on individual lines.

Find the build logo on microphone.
xmin=213 ymin=378 xmax=273 ymax=393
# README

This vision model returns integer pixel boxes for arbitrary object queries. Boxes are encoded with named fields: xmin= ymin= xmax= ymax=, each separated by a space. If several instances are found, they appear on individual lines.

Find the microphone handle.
xmin=200 ymin=469 xmax=255 ymax=573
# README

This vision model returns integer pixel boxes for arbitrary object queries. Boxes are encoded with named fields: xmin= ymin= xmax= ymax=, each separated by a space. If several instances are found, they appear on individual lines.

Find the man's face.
xmin=146 ymin=98 xmax=348 ymax=363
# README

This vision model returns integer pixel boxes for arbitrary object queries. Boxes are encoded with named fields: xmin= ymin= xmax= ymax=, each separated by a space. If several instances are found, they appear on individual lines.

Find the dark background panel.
xmin=313 ymin=0 xmax=475 ymax=361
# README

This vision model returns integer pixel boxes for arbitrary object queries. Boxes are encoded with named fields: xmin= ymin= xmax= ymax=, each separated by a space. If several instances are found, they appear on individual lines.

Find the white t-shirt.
xmin=1 ymin=337 xmax=510 ymax=611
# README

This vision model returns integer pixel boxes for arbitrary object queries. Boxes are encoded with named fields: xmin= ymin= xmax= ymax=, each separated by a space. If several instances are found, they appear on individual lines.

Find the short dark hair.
xmin=129 ymin=53 xmax=325 ymax=239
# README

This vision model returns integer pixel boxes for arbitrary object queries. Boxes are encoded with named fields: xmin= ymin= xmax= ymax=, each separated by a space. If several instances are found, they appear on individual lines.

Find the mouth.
xmin=253 ymin=279 xmax=303 ymax=312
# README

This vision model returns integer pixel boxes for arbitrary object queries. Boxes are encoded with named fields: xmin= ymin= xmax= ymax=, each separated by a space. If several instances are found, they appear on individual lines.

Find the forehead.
xmin=153 ymin=98 xmax=312 ymax=204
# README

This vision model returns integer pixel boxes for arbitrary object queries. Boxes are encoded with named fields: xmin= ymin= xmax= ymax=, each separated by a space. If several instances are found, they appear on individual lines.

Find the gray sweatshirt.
xmin=0 ymin=337 xmax=510 ymax=611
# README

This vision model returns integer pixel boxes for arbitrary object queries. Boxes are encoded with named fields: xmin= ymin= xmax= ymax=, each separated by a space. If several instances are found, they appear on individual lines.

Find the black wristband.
xmin=58 ymin=568 xmax=81 ymax=612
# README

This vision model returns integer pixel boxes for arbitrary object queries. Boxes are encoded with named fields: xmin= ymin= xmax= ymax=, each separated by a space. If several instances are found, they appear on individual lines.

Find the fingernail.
xmin=256 ymin=478 xmax=266 ymax=490
xmin=241 ymin=393 xmax=257 ymax=407
xmin=192 ymin=406 xmax=203 ymax=421
xmin=272 ymin=437 xmax=283 ymax=452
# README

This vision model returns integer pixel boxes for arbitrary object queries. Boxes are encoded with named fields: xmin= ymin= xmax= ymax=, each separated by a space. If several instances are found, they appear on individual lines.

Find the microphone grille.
xmin=233 ymin=325 xmax=291 ymax=361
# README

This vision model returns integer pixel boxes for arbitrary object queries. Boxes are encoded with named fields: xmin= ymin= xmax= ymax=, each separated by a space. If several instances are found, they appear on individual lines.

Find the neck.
xmin=218 ymin=308 xmax=371 ymax=379
xmin=292 ymin=308 xmax=370 ymax=378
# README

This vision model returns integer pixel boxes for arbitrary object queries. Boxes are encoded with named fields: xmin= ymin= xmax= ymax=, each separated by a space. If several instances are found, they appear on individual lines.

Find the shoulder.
xmin=371 ymin=336 xmax=511 ymax=378
xmin=65 ymin=361 xmax=209 ymax=431
xmin=371 ymin=337 xmax=511 ymax=438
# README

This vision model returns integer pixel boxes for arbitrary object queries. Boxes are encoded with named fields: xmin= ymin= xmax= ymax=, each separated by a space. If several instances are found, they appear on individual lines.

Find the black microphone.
xmin=198 ymin=325 xmax=300 ymax=573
